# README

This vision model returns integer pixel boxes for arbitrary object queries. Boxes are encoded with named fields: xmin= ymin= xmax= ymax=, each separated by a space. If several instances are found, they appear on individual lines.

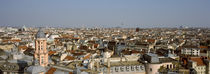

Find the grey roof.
xmin=26 ymin=65 xmax=46 ymax=74
xmin=146 ymin=53 xmax=160 ymax=63
xmin=36 ymin=28 xmax=45 ymax=38
xmin=146 ymin=53 xmax=158 ymax=57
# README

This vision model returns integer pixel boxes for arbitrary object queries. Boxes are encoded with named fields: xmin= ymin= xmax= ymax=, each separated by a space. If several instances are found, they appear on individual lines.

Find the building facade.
xmin=181 ymin=48 xmax=200 ymax=56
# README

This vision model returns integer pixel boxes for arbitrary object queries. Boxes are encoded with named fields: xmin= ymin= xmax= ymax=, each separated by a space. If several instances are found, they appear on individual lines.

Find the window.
xmin=140 ymin=66 xmax=144 ymax=70
xmin=136 ymin=66 xmax=139 ymax=70
xmin=121 ymin=67 xmax=124 ymax=71
xmin=41 ymin=56 xmax=44 ymax=64
xmin=170 ymin=65 xmax=172 ymax=68
xmin=131 ymin=66 xmax=134 ymax=71
xmin=150 ymin=68 xmax=152 ymax=71
xmin=167 ymin=65 xmax=169 ymax=69
xmin=126 ymin=66 xmax=129 ymax=71
xmin=115 ymin=67 xmax=119 ymax=72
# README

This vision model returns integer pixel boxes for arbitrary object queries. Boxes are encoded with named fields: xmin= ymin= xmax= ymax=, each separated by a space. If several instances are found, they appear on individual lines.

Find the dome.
xmin=26 ymin=65 xmax=46 ymax=74
xmin=36 ymin=28 xmax=46 ymax=38
xmin=22 ymin=25 xmax=27 ymax=31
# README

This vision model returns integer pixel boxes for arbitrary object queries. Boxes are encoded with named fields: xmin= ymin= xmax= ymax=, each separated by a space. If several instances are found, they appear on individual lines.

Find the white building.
xmin=181 ymin=47 xmax=200 ymax=56
xmin=187 ymin=57 xmax=209 ymax=74
xmin=97 ymin=61 xmax=146 ymax=74
xmin=142 ymin=53 xmax=178 ymax=74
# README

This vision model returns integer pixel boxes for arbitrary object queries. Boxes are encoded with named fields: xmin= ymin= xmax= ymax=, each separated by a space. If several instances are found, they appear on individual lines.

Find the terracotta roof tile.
xmin=131 ymin=50 xmax=140 ymax=54
xmin=147 ymin=39 xmax=155 ymax=43
xmin=18 ymin=46 xmax=28 ymax=50
xmin=190 ymin=57 xmax=205 ymax=66
xmin=83 ymin=54 xmax=91 ymax=60
xmin=46 ymin=67 xmax=56 ymax=74
xmin=200 ymin=46 xmax=208 ymax=49
xmin=69 ymin=72 xmax=73 ymax=74
xmin=79 ymin=46 xmax=88 ymax=50
xmin=48 ymin=51 xmax=56 ymax=56
xmin=72 ymin=52 xmax=84 ymax=56
xmin=3 ymin=39 xmax=21 ymax=43
xmin=64 ymin=56 xmax=75 ymax=60
xmin=94 ymin=44 xmax=99 ymax=48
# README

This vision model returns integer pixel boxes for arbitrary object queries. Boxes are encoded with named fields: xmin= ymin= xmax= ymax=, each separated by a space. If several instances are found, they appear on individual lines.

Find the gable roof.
xmin=190 ymin=57 xmax=205 ymax=66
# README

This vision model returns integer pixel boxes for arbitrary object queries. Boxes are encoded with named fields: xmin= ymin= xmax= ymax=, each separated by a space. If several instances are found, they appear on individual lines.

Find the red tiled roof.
xmin=64 ymin=56 xmax=75 ymax=60
xmin=48 ymin=51 xmax=56 ymax=56
xmin=147 ymin=39 xmax=155 ymax=43
xmin=46 ymin=67 xmax=56 ymax=74
xmin=83 ymin=54 xmax=91 ymax=60
xmin=190 ymin=57 xmax=205 ymax=66
xmin=94 ymin=44 xmax=99 ymax=48
xmin=3 ymin=39 xmax=21 ymax=43
xmin=66 ymin=50 xmax=75 ymax=53
xmin=200 ymin=46 xmax=208 ymax=49
xmin=18 ymin=45 xmax=28 ymax=50
xmin=79 ymin=46 xmax=88 ymax=50
xmin=72 ymin=52 xmax=84 ymax=56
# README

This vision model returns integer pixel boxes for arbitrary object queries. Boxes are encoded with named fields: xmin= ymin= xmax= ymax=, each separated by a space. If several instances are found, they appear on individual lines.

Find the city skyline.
xmin=0 ymin=0 xmax=210 ymax=28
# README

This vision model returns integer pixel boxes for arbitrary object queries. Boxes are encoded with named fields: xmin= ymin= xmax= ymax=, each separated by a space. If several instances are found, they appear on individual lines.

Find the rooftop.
xmin=190 ymin=57 xmax=205 ymax=66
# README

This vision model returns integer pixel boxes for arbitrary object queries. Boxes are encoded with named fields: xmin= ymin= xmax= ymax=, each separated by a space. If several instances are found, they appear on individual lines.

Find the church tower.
xmin=34 ymin=28 xmax=48 ymax=67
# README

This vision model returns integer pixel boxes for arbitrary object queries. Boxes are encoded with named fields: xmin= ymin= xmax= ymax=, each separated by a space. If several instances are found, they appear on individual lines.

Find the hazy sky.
xmin=0 ymin=0 xmax=209 ymax=28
